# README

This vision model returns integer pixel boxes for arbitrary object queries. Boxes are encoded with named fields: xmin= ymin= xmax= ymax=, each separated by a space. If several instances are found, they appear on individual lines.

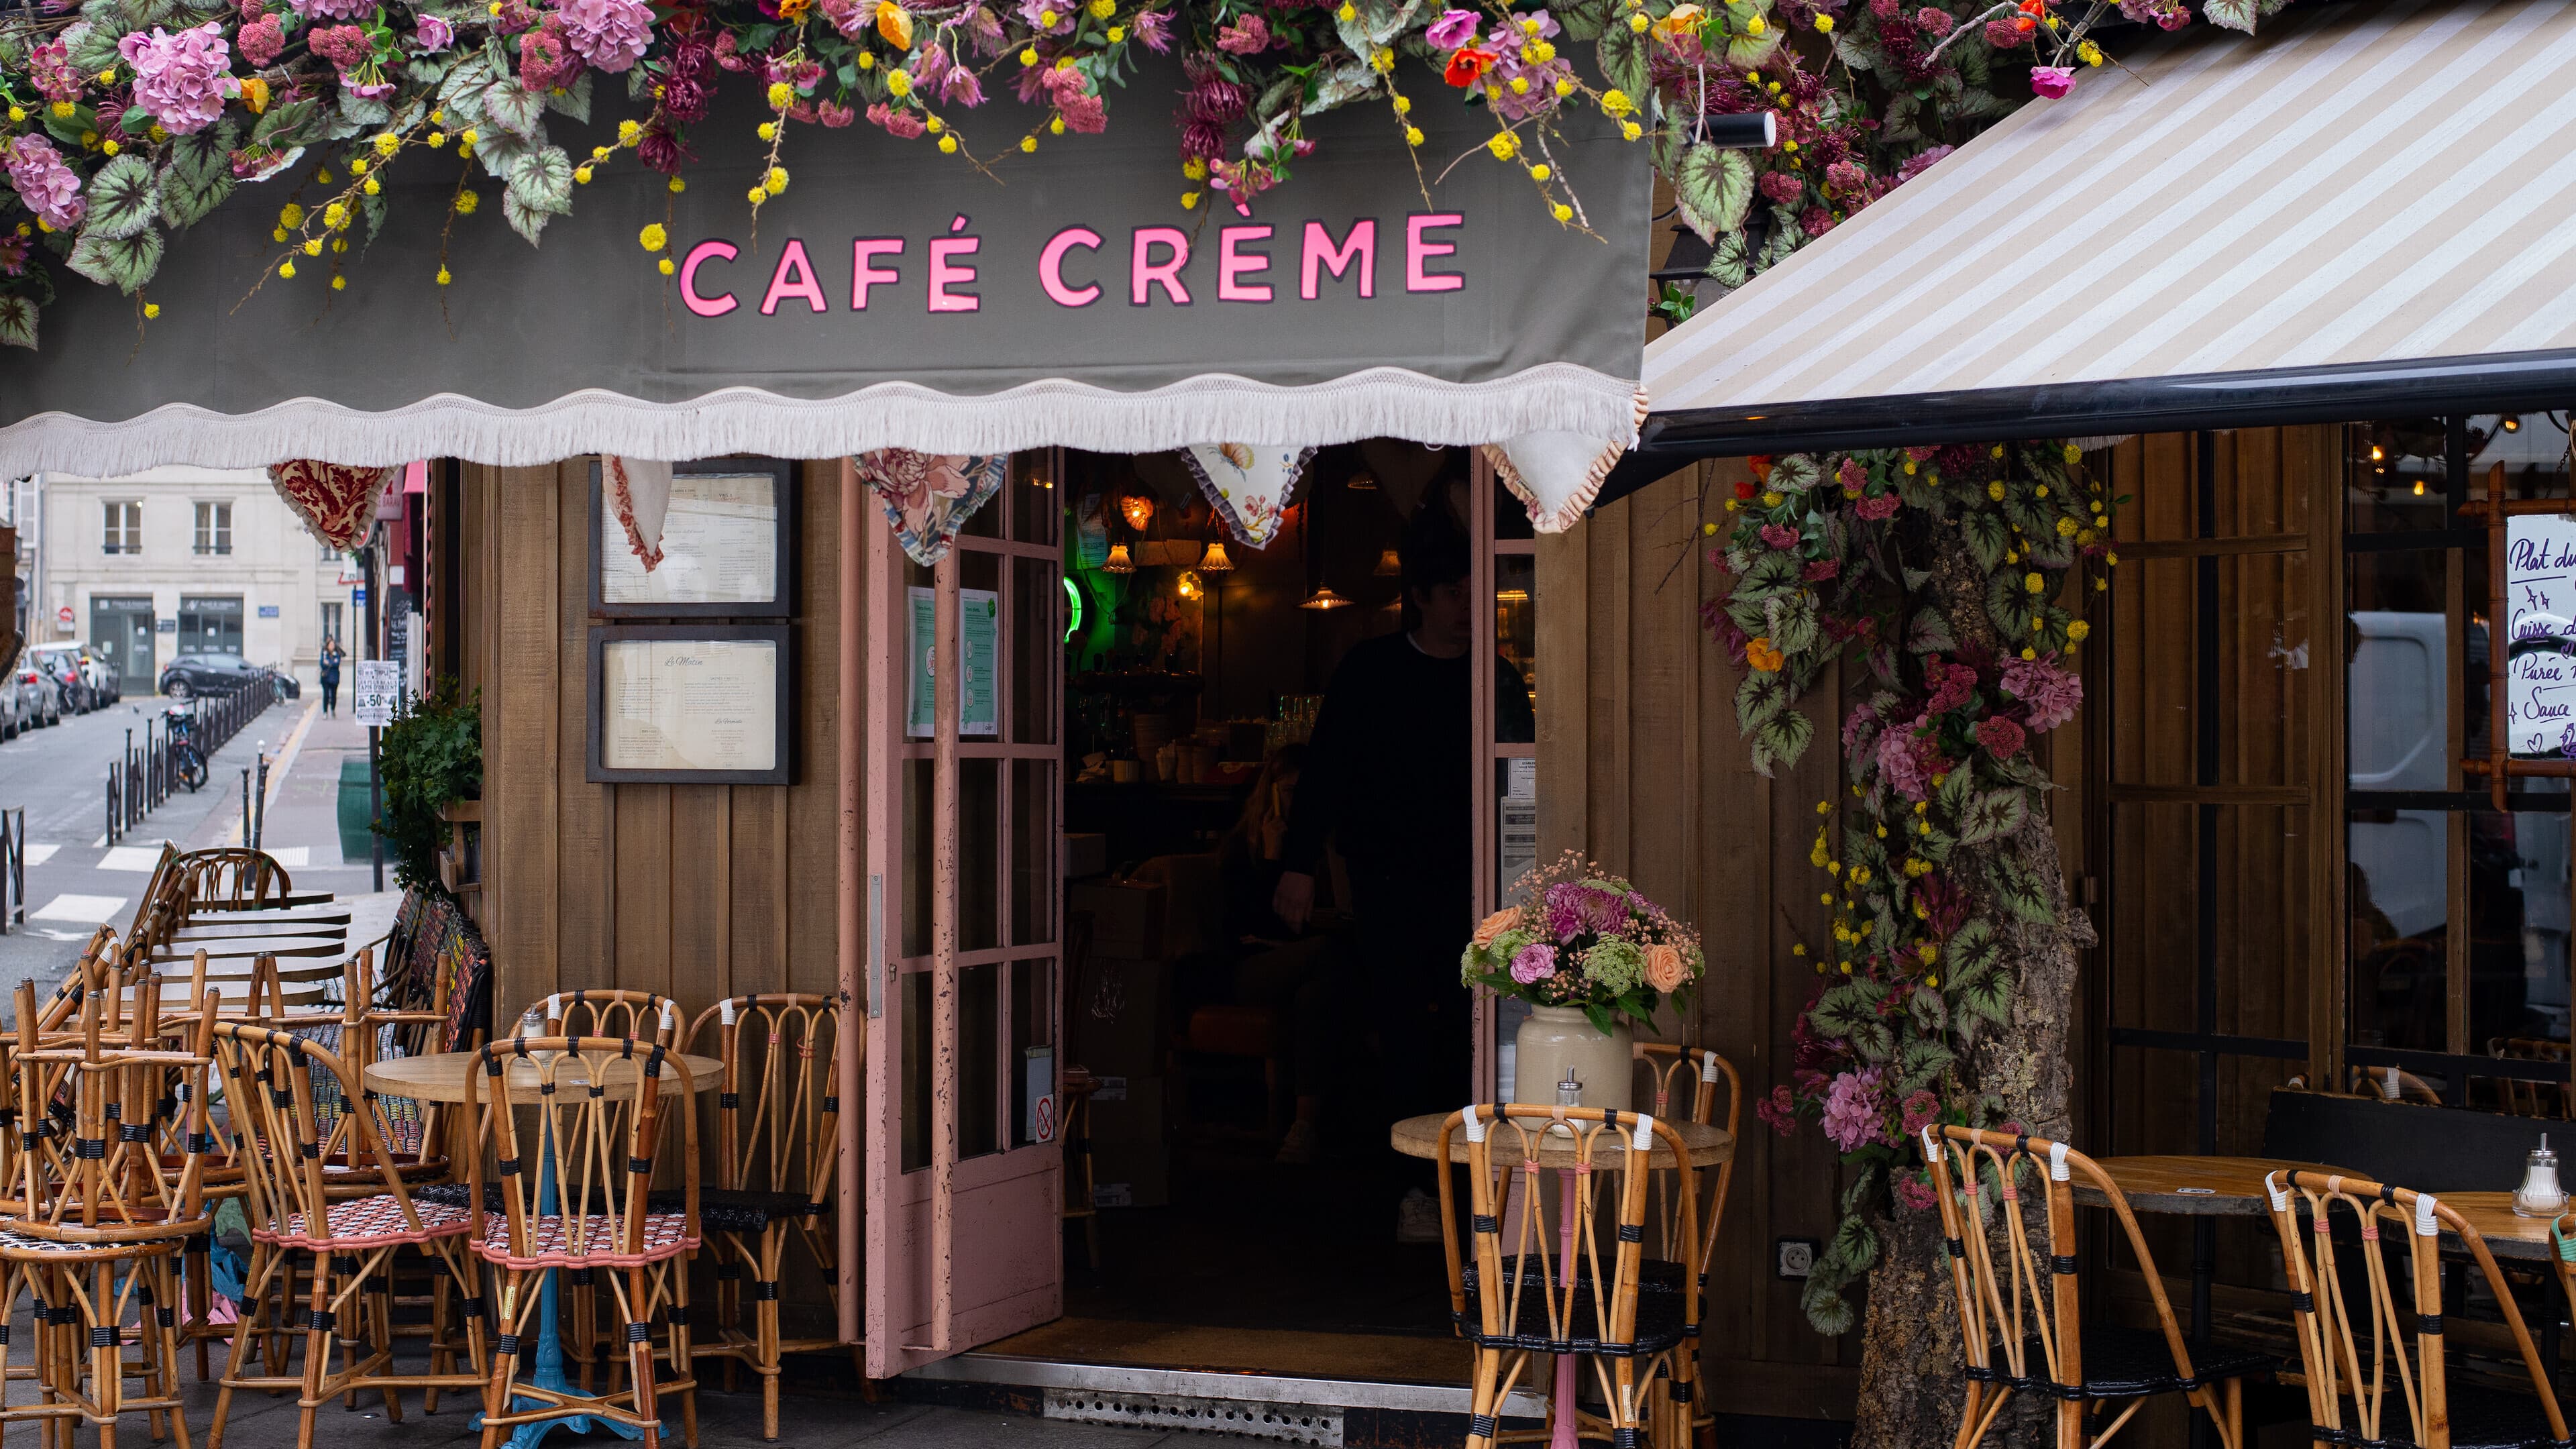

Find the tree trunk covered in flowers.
xmin=1711 ymin=443 xmax=2112 ymax=1449
xmin=1847 ymin=521 xmax=2094 ymax=1449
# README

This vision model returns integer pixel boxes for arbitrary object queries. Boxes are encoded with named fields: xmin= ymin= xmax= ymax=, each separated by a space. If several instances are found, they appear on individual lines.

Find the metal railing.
xmin=105 ymin=675 xmax=280 ymax=845
xmin=0 ymin=808 xmax=23 ymax=934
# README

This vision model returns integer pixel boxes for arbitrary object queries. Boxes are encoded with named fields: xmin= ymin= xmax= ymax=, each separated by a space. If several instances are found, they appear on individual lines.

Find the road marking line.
xmin=21 ymin=845 xmax=57 ymax=868
xmin=98 ymin=844 xmax=174 ymax=871
xmin=30 ymin=894 xmax=126 ymax=924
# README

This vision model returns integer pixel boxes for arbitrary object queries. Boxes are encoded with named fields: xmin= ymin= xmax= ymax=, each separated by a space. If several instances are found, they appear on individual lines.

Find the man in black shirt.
xmin=1273 ymin=501 xmax=1533 ymax=1240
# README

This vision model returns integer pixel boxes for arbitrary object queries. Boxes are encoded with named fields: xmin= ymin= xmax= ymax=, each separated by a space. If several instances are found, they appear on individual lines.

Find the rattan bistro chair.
xmin=529 ymin=991 xmax=682 ymax=1046
xmin=1634 ymin=1044 xmax=1740 ymax=1449
xmin=1919 ymin=1126 xmax=2272 ymax=1449
xmin=201 ymin=1022 xmax=490 ymax=1449
xmin=2275 ymin=1173 xmax=2564 ymax=1449
xmin=465 ymin=1036 xmax=701 ymax=1449
xmin=1438 ymin=1104 xmax=1701 ymax=1449
xmin=678 ymin=994 xmax=850 ymax=1440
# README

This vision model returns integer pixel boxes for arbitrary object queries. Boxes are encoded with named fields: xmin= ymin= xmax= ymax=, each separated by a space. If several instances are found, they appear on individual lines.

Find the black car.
xmin=159 ymin=652 xmax=298 ymax=702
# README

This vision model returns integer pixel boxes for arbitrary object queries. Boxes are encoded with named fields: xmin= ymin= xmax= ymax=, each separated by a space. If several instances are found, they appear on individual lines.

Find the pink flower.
xmin=1841 ymin=698 xmax=1883 ymax=759
xmin=1894 ymin=144 xmax=1954 ymax=185
xmin=1895 ymin=1175 xmax=1939 ymax=1212
xmin=0 ymin=233 xmax=26 ymax=276
xmin=290 ymin=0 xmax=376 ymax=19
xmin=1924 ymin=659 xmax=1976 ymax=716
xmin=1978 ymin=716 xmax=2027 ymax=759
xmin=3 ymin=135 xmax=83 ymax=232
xmin=1837 ymin=458 xmax=1867 ymax=495
xmin=1758 ymin=170 xmax=1803 ymax=205
xmin=1802 ymin=559 xmax=1841 ymax=583
xmin=1017 ymin=0 xmax=1073 ymax=32
xmin=1853 ymin=493 xmax=1900 ymax=521
xmin=1426 ymin=8 xmax=1483 ymax=48
xmin=1915 ymin=5 xmax=1953 ymax=33
xmin=1821 ymin=1067 xmax=1890 ymax=1152
xmin=553 ymin=0 xmax=655 ymax=72
xmin=518 ymin=23 xmax=580 ymax=90
xmin=1509 ymin=941 xmax=1558 ymax=985
xmin=1758 ymin=523 xmax=1801 ymax=550
xmin=2029 ymin=64 xmax=2075 ymax=97
xmin=413 ymin=13 xmax=455 ymax=50
xmin=1756 ymin=1084 xmax=1801 ymax=1137
xmin=119 ymin=22 xmax=231 ymax=136
xmin=1131 ymin=7 xmax=1172 ymax=50
xmin=867 ymin=101 xmax=926 ymax=138
xmin=1876 ymin=726 xmax=1950 ymax=803
xmin=1982 ymin=17 xmax=2024 ymax=46
xmin=822 ymin=0 xmax=869 ymax=36
xmin=307 ymin=23 xmax=373 ymax=70
xmin=814 ymin=98 xmax=855 ymax=127
xmin=1216 ymin=13 xmax=1269 ymax=52
xmin=25 ymin=43 xmax=83 ymax=104
xmin=1898 ymin=1088 xmax=1941 ymax=1136
xmin=1057 ymin=86 xmax=1107 ymax=133
xmin=1824 ymin=160 xmax=1870 ymax=196
xmin=2001 ymin=654 xmax=2083 ymax=733
xmin=1798 ymin=206 xmax=1834 ymax=237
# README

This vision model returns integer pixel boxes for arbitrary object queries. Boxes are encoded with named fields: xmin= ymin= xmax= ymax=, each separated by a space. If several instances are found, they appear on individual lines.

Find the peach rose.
xmin=1643 ymin=943 xmax=1690 ymax=993
xmin=1472 ymin=907 xmax=1523 ymax=951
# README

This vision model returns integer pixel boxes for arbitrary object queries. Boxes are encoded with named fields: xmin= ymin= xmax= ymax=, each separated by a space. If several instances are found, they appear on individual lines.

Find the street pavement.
xmin=0 ymin=690 xmax=378 ymax=992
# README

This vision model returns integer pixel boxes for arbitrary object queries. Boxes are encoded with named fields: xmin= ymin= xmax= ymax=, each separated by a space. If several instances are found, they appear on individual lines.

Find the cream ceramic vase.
xmin=1512 ymin=1005 xmax=1633 ymax=1112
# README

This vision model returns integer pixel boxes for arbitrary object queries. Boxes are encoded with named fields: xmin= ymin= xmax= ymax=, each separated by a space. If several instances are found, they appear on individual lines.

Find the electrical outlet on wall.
xmin=1776 ymin=1238 xmax=1820 ymax=1280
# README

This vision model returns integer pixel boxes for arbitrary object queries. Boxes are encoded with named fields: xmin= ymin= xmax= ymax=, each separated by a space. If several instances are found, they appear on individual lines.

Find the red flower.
xmin=1748 ymin=453 xmax=1777 ymax=480
xmin=1733 ymin=480 xmax=1758 ymax=500
xmin=1442 ymin=46 xmax=1497 ymax=87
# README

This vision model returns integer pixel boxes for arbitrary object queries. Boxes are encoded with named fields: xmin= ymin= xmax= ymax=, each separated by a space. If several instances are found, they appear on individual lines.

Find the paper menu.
xmin=2505 ymin=514 xmax=2576 ymax=755
xmin=601 ymin=472 xmax=779 ymax=606
xmin=906 ymin=586 xmax=1000 ymax=738
xmin=600 ymin=637 xmax=780 ymax=771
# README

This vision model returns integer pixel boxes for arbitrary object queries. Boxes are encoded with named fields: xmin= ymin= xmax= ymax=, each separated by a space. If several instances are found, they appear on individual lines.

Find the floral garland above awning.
xmin=857 ymin=447 xmax=1010 ymax=564
xmin=0 ymin=0 xmax=2290 ymax=352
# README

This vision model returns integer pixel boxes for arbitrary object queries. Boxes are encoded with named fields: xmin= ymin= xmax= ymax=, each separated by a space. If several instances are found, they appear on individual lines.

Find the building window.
xmin=193 ymin=501 xmax=233 ymax=556
xmin=102 ymin=501 xmax=140 ymax=555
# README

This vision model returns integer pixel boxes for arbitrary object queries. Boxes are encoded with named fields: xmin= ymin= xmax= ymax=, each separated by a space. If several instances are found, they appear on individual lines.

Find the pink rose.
xmin=1472 ymin=907 xmax=1523 ymax=951
xmin=1642 ymin=943 xmax=1689 ymax=994
xmin=2029 ymin=64 xmax=2075 ymax=98
xmin=1509 ymin=941 xmax=1558 ymax=985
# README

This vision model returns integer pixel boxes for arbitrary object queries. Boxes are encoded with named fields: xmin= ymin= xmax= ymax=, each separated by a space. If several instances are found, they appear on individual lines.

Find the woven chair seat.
xmin=475 ymin=1212 xmax=698 ymax=1270
xmin=2312 ymin=1392 xmax=2572 ymax=1449
xmin=1458 ymin=1254 xmax=1693 ymax=1357
xmin=0 ymin=1224 xmax=156 ymax=1256
xmin=412 ymin=1181 xmax=506 ymax=1213
xmin=251 ymin=1194 xmax=478 ymax=1250
xmin=649 ymin=1188 xmax=820 ymax=1233
xmin=1965 ymin=1324 xmax=2274 ymax=1398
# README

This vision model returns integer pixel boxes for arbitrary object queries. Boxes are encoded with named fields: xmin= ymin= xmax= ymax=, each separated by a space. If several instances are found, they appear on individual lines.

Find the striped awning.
xmin=1620 ymin=0 xmax=2576 ymax=480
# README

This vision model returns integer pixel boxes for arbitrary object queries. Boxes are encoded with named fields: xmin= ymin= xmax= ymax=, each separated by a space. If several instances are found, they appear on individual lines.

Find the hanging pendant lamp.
xmin=1298 ymin=584 xmax=1354 ymax=610
xmin=1103 ymin=542 xmax=1135 ymax=574
xmin=1198 ymin=540 xmax=1234 ymax=572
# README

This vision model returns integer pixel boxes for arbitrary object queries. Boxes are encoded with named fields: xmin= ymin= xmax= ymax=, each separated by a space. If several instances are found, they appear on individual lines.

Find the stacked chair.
xmin=1633 ymin=1043 xmax=1741 ymax=1449
xmin=0 ymin=962 xmax=219 ymax=1446
xmin=682 ymin=994 xmax=851 ymax=1440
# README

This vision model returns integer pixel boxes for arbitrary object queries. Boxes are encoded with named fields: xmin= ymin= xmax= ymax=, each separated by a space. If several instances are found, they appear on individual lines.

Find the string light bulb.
xmin=1120 ymin=494 xmax=1155 ymax=530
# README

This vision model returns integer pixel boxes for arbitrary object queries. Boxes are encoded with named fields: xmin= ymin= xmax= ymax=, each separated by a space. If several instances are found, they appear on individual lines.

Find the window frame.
xmin=101 ymin=500 xmax=141 ymax=555
xmin=192 ymin=500 xmax=232 ymax=557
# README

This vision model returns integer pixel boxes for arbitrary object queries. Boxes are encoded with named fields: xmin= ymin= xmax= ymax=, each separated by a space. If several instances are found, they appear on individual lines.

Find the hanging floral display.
xmin=1705 ymin=441 xmax=2119 ymax=1334
xmin=0 ymin=0 xmax=2290 ymax=347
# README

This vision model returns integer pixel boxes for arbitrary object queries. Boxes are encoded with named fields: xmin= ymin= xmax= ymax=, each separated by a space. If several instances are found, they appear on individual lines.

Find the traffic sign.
xmin=352 ymin=659 xmax=401 ymax=727
xmin=54 ymin=606 xmax=71 ymax=625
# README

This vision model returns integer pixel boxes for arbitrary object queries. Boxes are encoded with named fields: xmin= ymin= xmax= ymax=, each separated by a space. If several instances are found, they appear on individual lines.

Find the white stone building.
xmin=38 ymin=468 xmax=359 ymax=695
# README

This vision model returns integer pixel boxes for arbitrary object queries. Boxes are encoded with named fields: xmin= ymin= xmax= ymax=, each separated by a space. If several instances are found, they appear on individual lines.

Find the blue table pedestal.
xmin=473 ymin=1120 xmax=659 ymax=1448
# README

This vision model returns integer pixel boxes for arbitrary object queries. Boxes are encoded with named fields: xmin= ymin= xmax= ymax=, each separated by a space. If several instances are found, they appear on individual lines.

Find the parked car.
xmin=76 ymin=646 xmax=119 ymax=706
xmin=0 ymin=670 xmax=24 ymax=739
xmin=11 ymin=651 xmax=61 ymax=728
xmin=29 ymin=644 xmax=96 ymax=713
xmin=158 ymin=651 xmax=288 ymax=702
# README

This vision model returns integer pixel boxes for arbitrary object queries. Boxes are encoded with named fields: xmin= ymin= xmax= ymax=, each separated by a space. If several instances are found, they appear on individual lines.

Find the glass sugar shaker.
xmin=2514 ymin=1134 xmax=2567 ymax=1218
xmin=1553 ymin=1065 xmax=1584 ymax=1136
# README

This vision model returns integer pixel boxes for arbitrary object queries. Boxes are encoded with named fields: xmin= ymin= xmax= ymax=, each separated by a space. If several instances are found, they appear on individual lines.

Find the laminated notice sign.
xmin=2506 ymin=515 xmax=2576 ymax=755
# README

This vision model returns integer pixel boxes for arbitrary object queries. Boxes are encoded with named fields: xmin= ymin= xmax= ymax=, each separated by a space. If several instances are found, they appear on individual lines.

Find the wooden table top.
xmin=151 ymin=938 xmax=350 ymax=962
xmin=364 ymin=1051 xmax=722 ymax=1105
xmin=1389 ymin=1112 xmax=1733 ymax=1169
xmin=2070 ymin=1156 xmax=2355 ymax=1216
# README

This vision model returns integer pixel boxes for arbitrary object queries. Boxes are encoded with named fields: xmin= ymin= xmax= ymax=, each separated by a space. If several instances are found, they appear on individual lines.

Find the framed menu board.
xmin=588 ymin=457 xmax=796 ymax=618
xmin=585 ymin=623 xmax=794 ymax=784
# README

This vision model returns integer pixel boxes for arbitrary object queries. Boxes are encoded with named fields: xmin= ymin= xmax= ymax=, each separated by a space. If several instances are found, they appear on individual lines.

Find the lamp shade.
xmin=1298 ymin=584 xmax=1354 ymax=610
xmin=1198 ymin=540 xmax=1234 ymax=572
xmin=1120 ymin=494 xmax=1156 ymax=530
xmin=1373 ymin=547 xmax=1402 ymax=576
xmin=1103 ymin=542 xmax=1135 ymax=574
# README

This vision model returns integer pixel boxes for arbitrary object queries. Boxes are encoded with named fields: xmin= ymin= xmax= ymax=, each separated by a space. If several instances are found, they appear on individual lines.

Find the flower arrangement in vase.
xmin=1459 ymin=851 xmax=1703 ymax=1109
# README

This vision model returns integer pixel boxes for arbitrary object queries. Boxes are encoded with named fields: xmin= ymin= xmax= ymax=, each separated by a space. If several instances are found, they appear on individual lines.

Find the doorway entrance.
xmin=176 ymin=594 xmax=242 ymax=657
xmin=89 ymin=595 xmax=155 ymax=694
xmin=865 ymin=443 xmax=1538 ymax=1393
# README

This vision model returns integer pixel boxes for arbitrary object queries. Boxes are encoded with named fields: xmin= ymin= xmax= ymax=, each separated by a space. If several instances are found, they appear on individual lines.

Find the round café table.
xmin=365 ymin=1050 xmax=720 ymax=1449
xmin=1393 ymin=1112 xmax=1733 ymax=1449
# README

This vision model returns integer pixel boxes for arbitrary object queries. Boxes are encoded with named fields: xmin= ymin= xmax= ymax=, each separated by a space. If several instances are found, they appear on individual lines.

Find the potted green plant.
xmin=367 ymin=678 xmax=481 ymax=892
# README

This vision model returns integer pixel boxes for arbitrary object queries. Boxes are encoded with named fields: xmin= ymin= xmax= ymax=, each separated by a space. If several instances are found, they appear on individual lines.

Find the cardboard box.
xmin=1068 ymin=955 xmax=1169 ymax=1079
xmin=1071 ymin=879 xmax=1165 ymax=959
xmin=1086 ymin=1075 xmax=1166 ymax=1146
xmin=1089 ymin=1142 xmax=1170 ymax=1208
xmin=1063 ymin=832 xmax=1109 ymax=880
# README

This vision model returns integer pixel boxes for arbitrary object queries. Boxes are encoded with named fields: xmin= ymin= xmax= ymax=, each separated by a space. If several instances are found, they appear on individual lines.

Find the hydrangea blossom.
xmin=119 ymin=23 xmax=233 ymax=136
xmin=2002 ymin=654 xmax=2083 ymax=732
xmin=4 ymin=136 xmax=85 ymax=233
xmin=289 ymin=0 xmax=379 ymax=21
xmin=1821 ymin=1067 xmax=1889 ymax=1152
xmin=553 ymin=0 xmax=654 ymax=72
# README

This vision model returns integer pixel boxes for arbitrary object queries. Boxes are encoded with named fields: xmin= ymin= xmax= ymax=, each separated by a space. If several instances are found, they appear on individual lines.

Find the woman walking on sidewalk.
xmin=317 ymin=636 xmax=343 ymax=716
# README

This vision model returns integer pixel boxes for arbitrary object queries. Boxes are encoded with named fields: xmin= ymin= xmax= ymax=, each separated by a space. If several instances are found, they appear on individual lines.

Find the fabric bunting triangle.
xmin=606 ymin=456 xmax=676 ymax=572
xmin=266 ymin=460 xmax=400 ymax=551
xmin=856 ymin=449 xmax=1012 ymax=565
xmin=1180 ymin=443 xmax=1318 ymax=549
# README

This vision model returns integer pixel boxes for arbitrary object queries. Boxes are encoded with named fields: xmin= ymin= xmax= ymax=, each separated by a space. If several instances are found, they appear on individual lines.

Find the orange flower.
xmin=1748 ymin=453 xmax=1777 ymax=481
xmin=1747 ymin=637 xmax=1785 ymax=672
xmin=877 ymin=0 xmax=916 ymax=48
xmin=1442 ymin=46 xmax=1497 ymax=87
xmin=1643 ymin=944 xmax=1690 ymax=994
xmin=237 ymin=75 xmax=270 ymax=113
xmin=1472 ymin=907 xmax=1523 ymax=951
xmin=777 ymin=0 xmax=811 ymax=17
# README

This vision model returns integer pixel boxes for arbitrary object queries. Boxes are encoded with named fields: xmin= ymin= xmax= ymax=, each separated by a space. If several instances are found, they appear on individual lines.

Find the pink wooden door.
xmin=1471 ymin=453 xmax=1541 ymax=1099
xmin=860 ymin=452 xmax=1067 ymax=1377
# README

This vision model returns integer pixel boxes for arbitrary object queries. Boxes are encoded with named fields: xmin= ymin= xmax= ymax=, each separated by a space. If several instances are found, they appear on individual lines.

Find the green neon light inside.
xmin=1063 ymin=576 xmax=1081 ymax=641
